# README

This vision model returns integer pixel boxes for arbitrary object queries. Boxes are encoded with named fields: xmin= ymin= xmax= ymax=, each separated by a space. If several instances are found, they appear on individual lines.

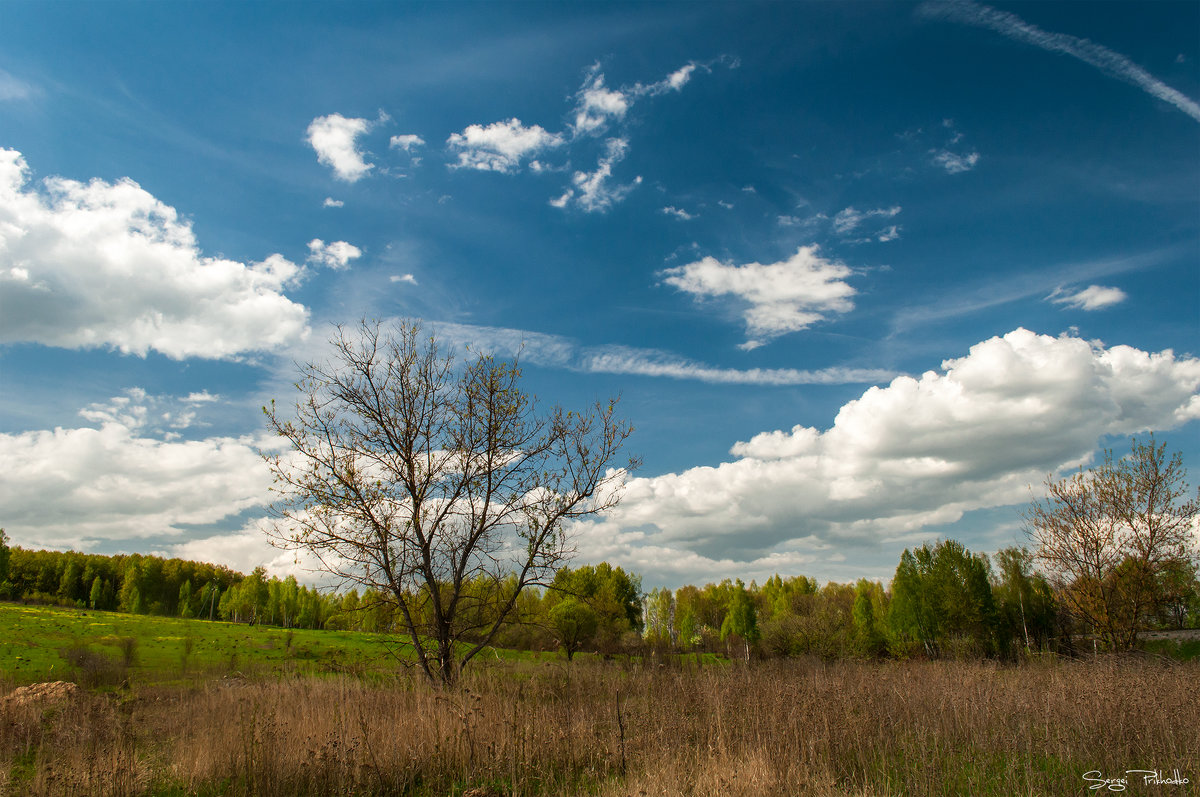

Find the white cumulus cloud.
xmin=572 ymin=67 xmax=630 ymax=136
xmin=307 ymin=113 xmax=379 ymax=182
xmin=664 ymin=63 xmax=697 ymax=91
xmin=577 ymin=329 xmax=1200 ymax=583
xmin=0 ymin=393 xmax=274 ymax=549
xmin=0 ymin=149 xmax=309 ymax=359
xmin=1049 ymin=284 xmax=1127 ymax=310
xmin=389 ymin=134 xmax=425 ymax=151
xmin=446 ymin=118 xmax=565 ymax=173
xmin=306 ymin=239 xmax=362 ymax=270
xmin=659 ymin=245 xmax=857 ymax=348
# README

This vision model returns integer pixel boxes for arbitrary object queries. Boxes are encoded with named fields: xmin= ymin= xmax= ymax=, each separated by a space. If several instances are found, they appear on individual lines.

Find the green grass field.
xmin=1 ymin=603 xmax=726 ymax=689
xmin=0 ymin=602 xmax=559 ymax=687
xmin=1 ymin=603 xmax=380 ymax=685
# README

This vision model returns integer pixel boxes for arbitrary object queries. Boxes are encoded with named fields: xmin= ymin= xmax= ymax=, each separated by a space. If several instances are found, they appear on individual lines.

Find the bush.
xmin=58 ymin=644 xmax=125 ymax=688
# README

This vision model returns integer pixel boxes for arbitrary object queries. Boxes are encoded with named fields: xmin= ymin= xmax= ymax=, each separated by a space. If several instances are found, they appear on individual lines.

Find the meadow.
xmin=2 ymin=603 xmax=1198 ymax=796
xmin=0 ymin=604 xmax=402 ymax=687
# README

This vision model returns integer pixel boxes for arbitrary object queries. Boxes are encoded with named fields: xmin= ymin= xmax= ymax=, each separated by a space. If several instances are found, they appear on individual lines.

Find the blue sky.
xmin=1 ymin=1 xmax=1197 ymax=588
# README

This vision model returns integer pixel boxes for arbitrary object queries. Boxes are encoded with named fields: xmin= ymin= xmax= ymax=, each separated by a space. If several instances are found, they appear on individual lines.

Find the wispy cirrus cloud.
xmin=661 ymin=206 xmax=696 ymax=221
xmin=890 ymin=247 xmax=1173 ymax=334
xmin=833 ymin=205 xmax=902 ymax=235
xmin=445 ymin=58 xmax=728 ymax=212
xmin=920 ymin=0 xmax=1200 ymax=123
xmin=426 ymin=320 xmax=893 ymax=386
xmin=0 ymin=68 xmax=33 ymax=101
xmin=931 ymin=149 xmax=979 ymax=174
xmin=551 ymin=138 xmax=641 ymax=212
xmin=570 ymin=61 xmax=706 ymax=138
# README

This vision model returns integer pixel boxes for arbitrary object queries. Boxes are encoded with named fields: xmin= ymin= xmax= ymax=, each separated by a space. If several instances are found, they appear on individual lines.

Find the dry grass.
xmin=1 ymin=656 xmax=1196 ymax=796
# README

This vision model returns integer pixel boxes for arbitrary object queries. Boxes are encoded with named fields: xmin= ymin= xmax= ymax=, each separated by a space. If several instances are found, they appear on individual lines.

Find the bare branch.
xmin=261 ymin=319 xmax=635 ymax=685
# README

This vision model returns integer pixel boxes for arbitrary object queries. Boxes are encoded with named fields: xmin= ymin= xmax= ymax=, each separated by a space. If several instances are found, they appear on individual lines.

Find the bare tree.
xmin=262 ymin=320 xmax=636 ymax=684
xmin=1023 ymin=436 xmax=1199 ymax=651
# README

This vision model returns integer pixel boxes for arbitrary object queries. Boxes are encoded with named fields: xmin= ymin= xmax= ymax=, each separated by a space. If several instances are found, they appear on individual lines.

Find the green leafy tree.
xmin=888 ymin=540 xmax=997 ymax=657
xmin=673 ymin=584 xmax=703 ymax=650
xmin=89 ymin=576 xmax=104 ymax=610
xmin=931 ymin=540 xmax=997 ymax=655
xmin=756 ymin=575 xmax=820 ymax=657
xmin=643 ymin=587 xmax=675 ymax=647
xmin=57 ymin=556 xmax=83 ymax=604
xmin=280 ymin=576 xmax=300 ymax=628
xmin=992 ymin=547 xmax=1056 ymax=654
xmin=852 ymin=579 xmax=887 ymax=658
xmin=338 ymin=589 xmax=361 ymax=630
xmin=759 ymin=574 xmax=818 ymax=622
xmin=244 ymin=566 xmax=269 ymax=624
xmin=549 ymin=597 xmax=599 ymax=661
xmin=1154 ymin=560 xmax=1200 ymax=630
xmin=178 ymin=580 xmax=195 ymax=618
xmin=720 ymin=581 xmax=759 ymax=661
xmin=796 ymin=583 xmax=855 ymax=659
xmin=888 ymin=548 xmax=938 ymax=656
xmin=119 ymin=560 xmax=142 ymax=613
xmin=551 ymin=563 xmax=643 ymax=653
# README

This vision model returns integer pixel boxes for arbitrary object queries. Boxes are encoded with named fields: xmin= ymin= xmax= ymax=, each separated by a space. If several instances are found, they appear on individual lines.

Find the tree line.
xmin=522 ymin=541 xmax=1194 ymax=662
xmin=3 ymin=528 xmax=1195 ymax=663
xmin=0 ymin=536 xmax=338 ymax=630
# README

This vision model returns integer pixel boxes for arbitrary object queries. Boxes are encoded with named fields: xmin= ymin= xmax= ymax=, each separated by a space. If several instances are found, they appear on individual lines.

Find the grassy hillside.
xmin=0 ymin=603 xmax=551 ymax=687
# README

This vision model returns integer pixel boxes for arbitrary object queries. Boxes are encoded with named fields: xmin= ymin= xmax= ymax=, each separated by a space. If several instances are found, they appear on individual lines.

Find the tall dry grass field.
xmin=2 ymin=657 xmax=1196 ymax=796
